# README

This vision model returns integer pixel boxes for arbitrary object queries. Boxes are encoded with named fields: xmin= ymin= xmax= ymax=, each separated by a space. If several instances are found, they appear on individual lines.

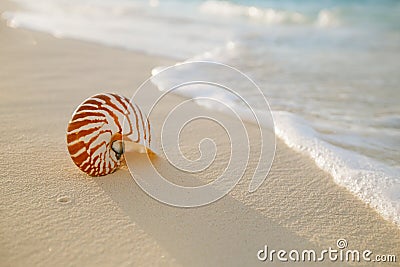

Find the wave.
xmin=150 ymin=56 xmax=400 ymax=227
xmin=200 ymin=0 xmax=341 ymax=27
xmin=273 ymin=111 xmax=400 ymax=226
xmin=1 ymin=0 xmax=238 ymax=59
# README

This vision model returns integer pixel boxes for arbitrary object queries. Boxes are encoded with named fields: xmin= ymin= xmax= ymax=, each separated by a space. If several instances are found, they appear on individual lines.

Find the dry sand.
xmin=0 ymin=2 xmax=399 ymax=266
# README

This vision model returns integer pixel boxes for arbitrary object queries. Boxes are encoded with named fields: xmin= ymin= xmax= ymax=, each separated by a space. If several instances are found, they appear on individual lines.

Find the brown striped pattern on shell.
xmin=66 ymin=93 xmax=153 ymax=176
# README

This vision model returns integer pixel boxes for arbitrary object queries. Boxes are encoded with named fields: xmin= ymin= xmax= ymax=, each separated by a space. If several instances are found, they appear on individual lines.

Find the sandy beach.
xmin=1 ymin=1 xmax=399 ymax=266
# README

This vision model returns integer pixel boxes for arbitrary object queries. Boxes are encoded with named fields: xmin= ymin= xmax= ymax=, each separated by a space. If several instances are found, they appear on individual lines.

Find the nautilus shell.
xmin=66 ymin=93 xmax=155 ymax=176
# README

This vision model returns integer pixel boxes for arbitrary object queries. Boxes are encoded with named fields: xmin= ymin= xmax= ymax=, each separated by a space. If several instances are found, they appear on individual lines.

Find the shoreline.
xmin=1 ymin=2 xmax=399 ymax=266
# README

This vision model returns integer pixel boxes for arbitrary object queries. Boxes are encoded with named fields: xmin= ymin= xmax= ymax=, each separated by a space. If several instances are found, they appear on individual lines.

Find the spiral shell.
xmin=66 ymin=93 xmax=155 ymax=176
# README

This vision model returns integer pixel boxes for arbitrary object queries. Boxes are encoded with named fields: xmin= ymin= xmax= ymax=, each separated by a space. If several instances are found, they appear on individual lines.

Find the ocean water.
xmin=3 ymin=0 xmax=399 ymax=225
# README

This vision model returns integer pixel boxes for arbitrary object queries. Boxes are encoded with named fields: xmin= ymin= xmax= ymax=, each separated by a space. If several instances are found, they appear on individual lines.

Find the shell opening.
xmin=123 ymin=141 xmax=148 ymax=154
xmin=111 ymin=140 xmax=124 ymax=160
